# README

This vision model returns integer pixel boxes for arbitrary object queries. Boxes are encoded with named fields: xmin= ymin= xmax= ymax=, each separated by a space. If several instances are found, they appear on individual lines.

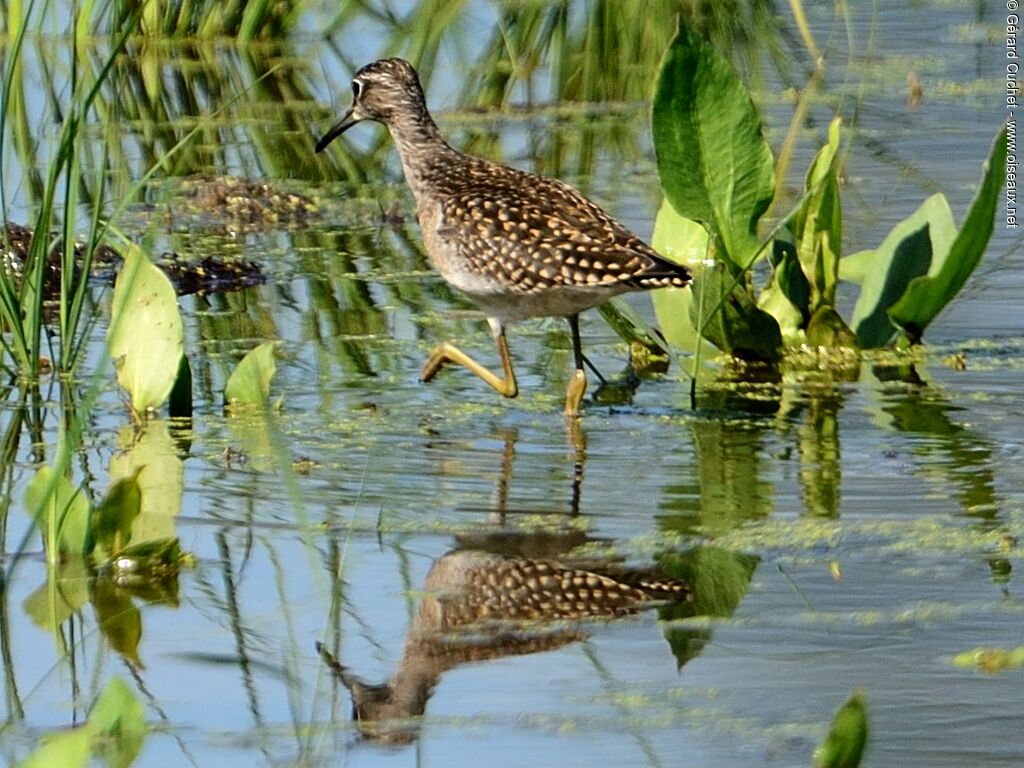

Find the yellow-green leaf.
xmin=225 ymin=341 xmax=278 ymax=409
xmin=108 ymin=243 xmax=184 ymax=417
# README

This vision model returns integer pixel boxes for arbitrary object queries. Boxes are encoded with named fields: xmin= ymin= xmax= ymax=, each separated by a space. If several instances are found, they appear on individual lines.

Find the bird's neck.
xmin=387 ymin=109 xmax=462 ymax=201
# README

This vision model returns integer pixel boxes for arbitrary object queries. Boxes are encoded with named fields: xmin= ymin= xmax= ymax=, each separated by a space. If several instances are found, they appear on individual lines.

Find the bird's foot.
xmin=420 ymin=342 xmax=456 ymax=383
xmin=564 ymin=369 xmax=587 ymax=417
xmin=420 ymin=341 xmax=518 ymax=398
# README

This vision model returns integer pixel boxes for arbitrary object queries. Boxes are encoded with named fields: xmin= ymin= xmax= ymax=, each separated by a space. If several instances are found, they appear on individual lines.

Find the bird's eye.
xmin=352 ymin=79 xmax=363 ymax=99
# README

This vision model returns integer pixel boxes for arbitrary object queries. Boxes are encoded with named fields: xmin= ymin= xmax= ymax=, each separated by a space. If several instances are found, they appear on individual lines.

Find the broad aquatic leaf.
xmin=849 ymin=195 xmax=955 ymax=347
xmin=108 ymin=244 xmax=184 ymax=417
xmin=650 ymin=199 xmax=710 ymax=351
xmin=23 ymin=466 xmax=90 ymax=557
xmin=689 ymin=263 xmax=783 ymax=361
xmin=224 ymin=341 xmax=278 ymax=408
xmin=888 ymin=125 xmax=1007 ymax=342
xmin=652 ymin=20 xmax=775 ymax=268
xmin=87 ymin=677 xmax=147 ymax=768
xmin=814 ymin=691 xmax=869 ymax=768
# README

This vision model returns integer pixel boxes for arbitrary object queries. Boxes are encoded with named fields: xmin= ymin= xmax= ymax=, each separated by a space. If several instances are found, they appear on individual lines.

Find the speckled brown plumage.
xmin=424 ymin=552 xmax=690 ymax=626
xmin=316 ymin=58 xmax=690 ymax=414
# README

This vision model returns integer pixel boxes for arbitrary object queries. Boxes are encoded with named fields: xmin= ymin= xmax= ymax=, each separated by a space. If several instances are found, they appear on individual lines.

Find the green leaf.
xmin=87 ymin=677 xmax=147 ymax=768
xmin=652 ymin=20 xmax=775 ymax=268
xmin=837 ymin=249 xmax=875 ymax=285
xmin=17 ymin=726 xmax=92 ymax=768
xmin=806 ymin=306 xmax=857 ymax=349
xmin=108 ymin=243 xmax=184 ymax=417
xmin=23 ymin=467 xmax=91 ymax=557
xmin=793 ymin=117 xmax=843 ymax=311
xmin=650 ymin=198 xmax=710 ymax=351
xmin=16 ymin=678 xmax=145 ymax=768
xmin=168 ymin=353 xmax=193 ymax=419
xmin=689 ymin=263 xmax=783 ymax=361
xmin=757 ymin=237 xmax=810 ymax=344
xmin=814 ymin=691 xmax=869 ymax=768
xmin=888 ymin=125 xmax=1008 ymax=342
xmin=224 ymin=341 xmax=278 ymax=409
xmin=850 ymin=195 xmax=955 ymax=347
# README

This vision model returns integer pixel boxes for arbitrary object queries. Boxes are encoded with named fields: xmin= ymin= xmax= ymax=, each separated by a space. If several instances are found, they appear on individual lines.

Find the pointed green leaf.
xmin=888 ymin=125 xmax=1007 ymax=342
xmin=689 ymin=263 xmax=783 ymax=361
xmin=168 ymin=353 xmax=193 ymax=419
xmin=850 ymin=195 xmax=956 ymax=347
xmin=793 ymin=117 xmax=843 ymax=310
xmin=225 ymin=341 xmax=278 ymax=409
xmin=652 ymin=20 xmax=775 ymax=267
xmin=814 ymin=691 xmax=869 ymax=768
xmin=108 ymin=244 xmax=184 ymax=417
xmin=23 ymin=467 xmax=91 ymax=556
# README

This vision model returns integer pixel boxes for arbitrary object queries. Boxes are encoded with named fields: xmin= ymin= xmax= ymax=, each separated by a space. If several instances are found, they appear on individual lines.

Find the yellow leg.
xmin=563 ymin=314 xmax=587 ymax=417
xmin=420 ymin=319 xmax=518 ymax=398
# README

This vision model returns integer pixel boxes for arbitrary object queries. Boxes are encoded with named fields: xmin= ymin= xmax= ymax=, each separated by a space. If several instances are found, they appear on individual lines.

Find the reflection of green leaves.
xmin=93 ymin=577 xmax=143 ymax=666
xmin=814 ymin=691 xmax=869 ymax=768
xmin=22 ymin=557 xmax=90 ymax=631
xmin=110 ymin=421 xmax=184 ymax=544
xmin=24 ymin=467 xmax=90 ymax=557
xmin=224 ymin=341 xmax=278 ymax=409
xmin=109 ymin=244 xmax=185 ymax=417
xmin=689 ymin=263 xmax=782 ymax=361
xmin=87 ymin=678 xmax=147 ymax=768
xmin=17 ymin=677 xmax=145 ymax=768
xmin=91 ymin=468 xmax=144 ymax=558
xmin=652 ymin=20 xmax=774 ymax=268
xmin=660 ymin=547 xmax=759 ymax=618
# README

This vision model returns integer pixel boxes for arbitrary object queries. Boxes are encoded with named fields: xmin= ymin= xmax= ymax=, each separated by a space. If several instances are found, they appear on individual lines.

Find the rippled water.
xmin=3 ymin=2 xmax=1023 ymax=766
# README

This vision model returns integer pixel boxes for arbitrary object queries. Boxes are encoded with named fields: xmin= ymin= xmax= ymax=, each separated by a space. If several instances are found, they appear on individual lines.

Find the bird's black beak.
xmin=315 ymin=107 xmax=360 ymax=153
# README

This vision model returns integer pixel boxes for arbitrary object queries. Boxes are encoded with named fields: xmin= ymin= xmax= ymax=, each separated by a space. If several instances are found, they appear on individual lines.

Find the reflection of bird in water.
xmin=318 ymin=549 xmax=690 ymax=744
